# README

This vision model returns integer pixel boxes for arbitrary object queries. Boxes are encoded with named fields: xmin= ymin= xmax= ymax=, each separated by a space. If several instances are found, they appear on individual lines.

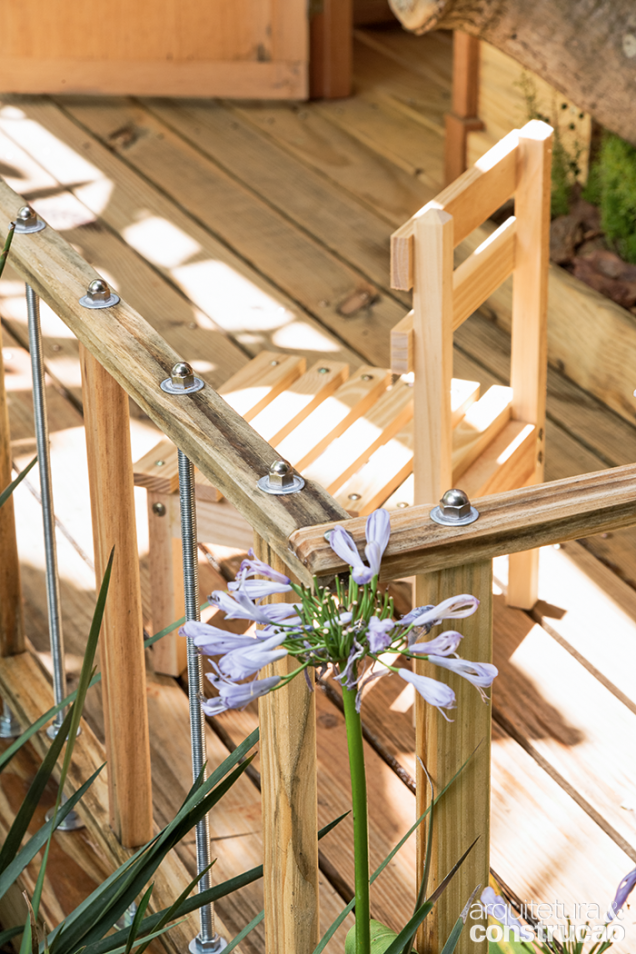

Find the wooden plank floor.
xmin=2 ymin=24 xmax=636 ymax=950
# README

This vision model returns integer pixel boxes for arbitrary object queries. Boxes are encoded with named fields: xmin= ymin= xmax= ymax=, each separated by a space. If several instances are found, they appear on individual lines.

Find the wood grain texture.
xmin=0 ymin=0 xmax=307 ymax=98
xmin=0 ymin=322 xmax=24 ymax=656
xmin=254 ymin=535 xmax=319 ymax=954
xmin=290 ymin=462 xmax=636 ymax=581
xmin=147 ymin=493 xmax=187 ymax=677
xmin=80 ymin=345 xmax=153 ymax=847
xmin=391 ymin=128 xmax=519 ymax=290
xmin=414 ymin=560 xmax=492 ymax=953
xmin=0 ymin=180 xmax=349 ymax=585
xmin=507 ymin=121 xmax=552 ymax=610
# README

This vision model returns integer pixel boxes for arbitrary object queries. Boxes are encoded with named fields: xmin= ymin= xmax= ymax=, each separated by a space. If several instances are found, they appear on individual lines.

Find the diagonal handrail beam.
xmin=289 ymin=462 xmax=636 ymax=581
xmin=0 ymin=180 xmax=348 ymax=585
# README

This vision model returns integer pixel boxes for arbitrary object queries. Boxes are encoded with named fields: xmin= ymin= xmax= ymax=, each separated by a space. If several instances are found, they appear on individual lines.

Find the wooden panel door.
xmin=0 ymin=0 xmax=308 ymax=98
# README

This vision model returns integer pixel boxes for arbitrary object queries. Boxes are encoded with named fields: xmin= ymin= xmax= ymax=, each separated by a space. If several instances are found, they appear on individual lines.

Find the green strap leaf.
xmin=0 ymin=456 xmax=37 ymax=509
xmin=0 ymin=221 xmax=15 ymax=282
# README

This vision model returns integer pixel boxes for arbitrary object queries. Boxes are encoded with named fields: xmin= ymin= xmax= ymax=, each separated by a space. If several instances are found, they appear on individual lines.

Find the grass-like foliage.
xmin=583 ymin=133 xmax=636 ymax=264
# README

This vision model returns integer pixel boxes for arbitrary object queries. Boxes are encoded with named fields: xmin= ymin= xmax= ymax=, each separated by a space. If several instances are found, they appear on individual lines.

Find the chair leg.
xmin=147 ymin=491 xmax=187 ymax=676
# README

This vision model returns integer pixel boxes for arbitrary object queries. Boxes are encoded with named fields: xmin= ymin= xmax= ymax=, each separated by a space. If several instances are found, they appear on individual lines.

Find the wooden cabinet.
xmin=0 ymin=0 xmax=308 ymax=98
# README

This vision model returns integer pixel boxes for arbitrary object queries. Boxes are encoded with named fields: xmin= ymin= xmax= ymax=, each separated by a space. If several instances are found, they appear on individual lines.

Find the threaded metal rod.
xmin=26 ymin=284 xmax=66 ymax=731
xmin=178 ymin=449 xmax=224 ymax=953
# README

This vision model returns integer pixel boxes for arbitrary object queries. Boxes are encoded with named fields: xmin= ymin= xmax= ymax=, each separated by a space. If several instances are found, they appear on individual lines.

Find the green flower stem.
xmin=341 ymin=683 xmax=371 ymax=954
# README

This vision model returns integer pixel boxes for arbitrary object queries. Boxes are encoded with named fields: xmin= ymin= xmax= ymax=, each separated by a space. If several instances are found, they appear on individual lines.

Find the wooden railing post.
xmin=412 ymin=207 xmax=490 ymax=952
xmin=507 ymin=121 xmax=552 ymax=609
xmin=414 ymin=564 xmax=492 ymax=952
xmin=255 ymin=535 xmax=319 ymax=954
xmin=444 ymin=33 xmax=483 ymax=184
xmin=0 ymin=321 xmax=25 ymax=657
xmin=79 ymin=344 xmax=153 ymax=848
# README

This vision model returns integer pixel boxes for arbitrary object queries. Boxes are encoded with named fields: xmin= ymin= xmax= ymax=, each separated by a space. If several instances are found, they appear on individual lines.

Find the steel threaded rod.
xmin=26 ymin=284 xmax=66 ymax=732
xmin=178 ymin=449 xmax=224 ymax=953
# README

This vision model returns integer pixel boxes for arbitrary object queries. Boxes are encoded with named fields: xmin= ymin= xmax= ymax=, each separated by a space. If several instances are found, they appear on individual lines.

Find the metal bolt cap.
xmin=79 ymin=278 xmax=120 ymax=309
xmin=170 ymin=361 xmax=195 ymax=390
xmin=257 ymin=458 xmax=305 ymax=495
xmin=87 ymin=279 xmax=111 ymax=302
xmin=14 ymin=204 xmax=46 ymax=233
xmin=440 ymin=488 xmax=471 ymax=519
xmin=430 ymin=488 xmax=479 ymax=527
xmin=268 ymin=459 xmax=294 ymax=488
xmin=159 ymin=359 xmax=205 ymax=395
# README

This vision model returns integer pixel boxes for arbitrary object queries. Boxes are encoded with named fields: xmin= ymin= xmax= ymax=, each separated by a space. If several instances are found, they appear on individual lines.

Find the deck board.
xmin=2 ymin=23 xmax=636 ymax=951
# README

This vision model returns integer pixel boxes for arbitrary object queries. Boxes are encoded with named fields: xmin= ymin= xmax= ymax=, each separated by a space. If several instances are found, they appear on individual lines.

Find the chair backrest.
xmin=390 ymin=119 xmax=553 ymax=608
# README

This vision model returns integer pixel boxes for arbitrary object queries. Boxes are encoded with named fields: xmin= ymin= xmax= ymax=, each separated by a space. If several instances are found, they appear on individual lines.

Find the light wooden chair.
xmin=390 ymin=118 xmax=552 ymax=610
xmin=135 ymin=119 xmax=552 ymax=674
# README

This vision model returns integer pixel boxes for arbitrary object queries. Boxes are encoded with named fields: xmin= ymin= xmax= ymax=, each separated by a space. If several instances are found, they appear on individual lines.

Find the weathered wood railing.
xmin=2 ymin=158 xmax=636 ymax=954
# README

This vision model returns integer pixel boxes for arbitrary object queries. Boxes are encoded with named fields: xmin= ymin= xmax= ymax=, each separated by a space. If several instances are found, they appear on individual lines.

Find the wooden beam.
xmin=289 ymin=462 xmax=636 ymax=580
xmin=0 ymin=180 xmax=348 ymax=585
xmin=444 ymin=32 xmax=483 ymax=184
xmin=309 ymin=0 xmax=353 ymax=99
xmin=0 ymin=320 xmax=24 ymax=656
xmin=80 ymin=346 xmax=153 ymax=848
xmin=452 ymin=216 xmax=516 ymax=329
xmin=507 ymin=120 xmax=552 ymax=610
xmin=255 ymin=536 xmax=319 ymax=954
xmin=415 ymin=560 xmax=491 ymax=953
xmin=390 ymin=128 xmax=520 ymax=291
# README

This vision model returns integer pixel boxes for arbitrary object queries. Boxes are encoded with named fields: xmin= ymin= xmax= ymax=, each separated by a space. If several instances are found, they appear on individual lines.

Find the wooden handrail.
xmin=289 ymin=462 xmax=636 ymax=581
xmin=0 ymin=180 xmax=347 ymax=584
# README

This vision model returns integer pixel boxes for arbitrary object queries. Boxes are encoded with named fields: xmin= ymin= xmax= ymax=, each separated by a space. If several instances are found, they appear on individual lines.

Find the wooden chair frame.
xmin=1 ymin=143 xmax=635 ymax=954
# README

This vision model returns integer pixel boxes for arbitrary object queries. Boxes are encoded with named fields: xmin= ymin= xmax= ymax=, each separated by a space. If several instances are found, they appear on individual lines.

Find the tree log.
xmin=388 ymin=0 xmax=636 ymax=148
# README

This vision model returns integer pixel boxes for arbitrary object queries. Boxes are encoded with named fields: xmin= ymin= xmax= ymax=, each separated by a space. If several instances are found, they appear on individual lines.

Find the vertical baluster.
xmin=26 ymin=282 xmax=85 ymax=828
xmin=177 ymin=447 xmax=224 ymax=954
xmin=0 ymin=315 xmax=24 ymax=738
xmin=160 ymin=360 xmax=225 ymax=952
xmin=79 ymin=279 xmax=152 ymax=847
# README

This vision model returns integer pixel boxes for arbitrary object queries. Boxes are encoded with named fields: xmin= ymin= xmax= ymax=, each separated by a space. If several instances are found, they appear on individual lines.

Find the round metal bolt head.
xmin=170 ymin=361 xmax=195 ymax=390
xmin=361 ymin=374 xmax=373 ymax=381
xmin=86 ymin=279 xmax=112 ymax=303
xmin=440 ymin=488 xmax=472 ymax=520
xmin=17 ymin=205 xmax=37 ymax=226
xmin=268 ymin=459 xmax=294 ymax=489
xmin=152 ymin=502 xmax=167 ymax=516
xmin=318 ymin=367 xmax=330 ymax=374
xmin=348 ymin=493 xmax=361 ymax=501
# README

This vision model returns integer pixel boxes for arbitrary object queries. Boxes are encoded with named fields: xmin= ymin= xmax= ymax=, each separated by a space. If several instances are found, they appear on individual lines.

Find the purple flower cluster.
xmin=180 ymin=509 xmax=498 ymax=718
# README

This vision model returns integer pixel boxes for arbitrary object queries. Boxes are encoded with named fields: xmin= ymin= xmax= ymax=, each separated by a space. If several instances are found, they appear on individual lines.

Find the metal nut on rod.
xmin=79 ymin=278 xmax=120 ymax=309
xmin=14 ymin=204 xmax=46 ymax=234
xmin=160 ymin=360 xmax=205 ymax=395
xmin=257 ymin=459 xmax=305 ymax=495
xmin=430 ymin=488 xmax=479 ymax=527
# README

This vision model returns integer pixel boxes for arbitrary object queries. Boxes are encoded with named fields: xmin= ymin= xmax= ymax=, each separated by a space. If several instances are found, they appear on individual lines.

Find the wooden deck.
xmin=2 ymin=24 xmax=636 ymax=951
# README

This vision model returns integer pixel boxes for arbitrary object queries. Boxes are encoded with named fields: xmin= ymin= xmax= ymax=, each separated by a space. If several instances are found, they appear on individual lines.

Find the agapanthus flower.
xmin=408 ymin=630 xmax=463 ymax=656
xmin=218 ymin=632 xmax=288 ymax=680
xmin=427 ymin=655 xmax=498 ymax=701
xmin=480 ymin=887 xmax=533 ymax=941
xmin=237 ymin=549 xmax=291 ymax=585
xmin=608 ymin=866 xmax=636 ymax=920
xmin=227 ymin=578 xmax=293 ymax=600
xmin=181 ymin=620 xmax=261 ymax=655
xmin=202 ymin=671 xmax=281 ymax=716
xmin=398 ymin=668 xmax=456 ymax=718
xmin=401 ymin=595 xmax=479 ymax=628
xmin=211 ymin=589 xmax=299 ymax=624
xmin=367 ymin=616 xmax=395 ymax=653
xmin=328 ymin=509 xmax=391 ymax=584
